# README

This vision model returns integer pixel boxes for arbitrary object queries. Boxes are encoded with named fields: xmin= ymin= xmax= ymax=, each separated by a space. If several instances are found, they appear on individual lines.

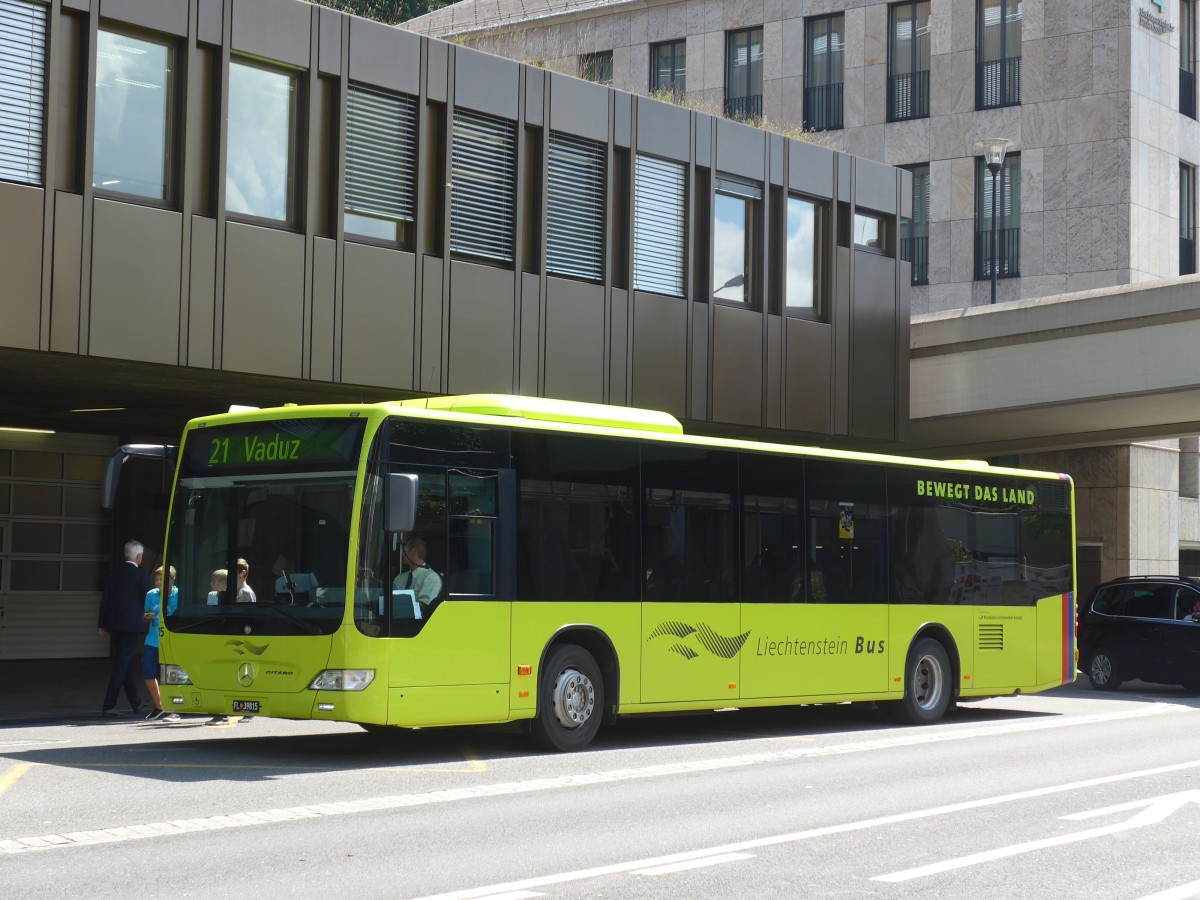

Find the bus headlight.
xmin=161 ymin=664 xmax=192 ymax=685
xmin=309 ymin=669 xmax=375 ymax=691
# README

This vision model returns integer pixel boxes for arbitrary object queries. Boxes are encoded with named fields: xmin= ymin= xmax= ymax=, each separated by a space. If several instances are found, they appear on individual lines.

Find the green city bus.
xmin=108 ymin=394 xmax=1076 ymax=751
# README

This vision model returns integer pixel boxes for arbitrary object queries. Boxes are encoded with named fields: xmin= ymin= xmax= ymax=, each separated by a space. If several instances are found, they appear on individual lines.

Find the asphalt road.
xmin=3 ymin=682 xmax=1200 ymax=899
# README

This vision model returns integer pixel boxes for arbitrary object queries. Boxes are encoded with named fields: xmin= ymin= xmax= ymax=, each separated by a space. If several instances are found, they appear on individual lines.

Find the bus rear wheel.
xmin=530 ymin=644 xmax=604 ymax=752
xmin=894 ymin=637 xmax=953 ymax=725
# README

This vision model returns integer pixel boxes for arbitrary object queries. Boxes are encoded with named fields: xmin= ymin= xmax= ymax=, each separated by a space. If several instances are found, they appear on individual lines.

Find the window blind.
xmin=633 ymin=155 xmax=686 ymax=296
xmin=546 ymin=132 xmax=605 ymax=282
xmin=0 ymin=0 xmax=45 ymax=185
xmin=345 ymin=86 xmax=416 ymax=234
xmin=450 ymin=109 xmax=516 ymax=264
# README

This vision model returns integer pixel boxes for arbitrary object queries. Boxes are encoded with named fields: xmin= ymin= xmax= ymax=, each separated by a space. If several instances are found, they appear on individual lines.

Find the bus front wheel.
xmin=894 ymin=637 xmax=953 ymax=725
xmin=530 ymin=644 xmax=604 ymax=752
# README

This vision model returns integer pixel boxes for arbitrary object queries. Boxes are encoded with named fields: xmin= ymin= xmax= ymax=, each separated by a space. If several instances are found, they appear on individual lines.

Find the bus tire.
xmin=530 ymin=644 xmax=604 ymax=752
xmin=1086 ymin=648 xmax=1122 ymax=691
xmin=894 ymin=637 xmax=953 ymax=725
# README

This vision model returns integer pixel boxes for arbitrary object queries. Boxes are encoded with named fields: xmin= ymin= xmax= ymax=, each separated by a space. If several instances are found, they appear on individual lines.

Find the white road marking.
xmin=1138 ymin=880 xmax=1200 ymax=900
xmin=632 ymin=852 xmax=754 ymax=876
xmin=0 ymin=702 xmax=1185 ymax=859
xmin=409 ymin=757 xmax=1200 ymax=900
xmin=873 ymin=790 xmax=1200 ymax=882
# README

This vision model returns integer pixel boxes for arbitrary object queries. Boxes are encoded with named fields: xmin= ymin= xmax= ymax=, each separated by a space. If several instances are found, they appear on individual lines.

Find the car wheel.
xmin=1087 ymin=648 xmax=1122 ymax=691
xmin=891 ymin=637 xmax=953 ymax=725
xmin=530 ymin=644 xmax=604 ymax=752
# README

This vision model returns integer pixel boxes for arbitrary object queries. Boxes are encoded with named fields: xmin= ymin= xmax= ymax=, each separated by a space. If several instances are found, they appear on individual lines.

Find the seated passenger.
xmin=393 ymin=538 xmax=443 ymax=607
xmin=1182 ymin=598 xmax=1200 ymax=622
xmin=206 ymin=568 xmax=228 ymax=605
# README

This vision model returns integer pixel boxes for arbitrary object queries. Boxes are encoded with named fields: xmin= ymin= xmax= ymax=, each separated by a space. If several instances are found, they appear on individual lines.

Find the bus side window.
xmin=447 ymin=470 xmax=496 ymax=595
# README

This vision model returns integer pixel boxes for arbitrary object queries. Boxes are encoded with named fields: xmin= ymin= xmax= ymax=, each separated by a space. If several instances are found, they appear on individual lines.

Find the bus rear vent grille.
xmin=1038 ymin=481 xmax=1069 ymax=511
xmin=978 ymin=624 xmax=1004 ymax=651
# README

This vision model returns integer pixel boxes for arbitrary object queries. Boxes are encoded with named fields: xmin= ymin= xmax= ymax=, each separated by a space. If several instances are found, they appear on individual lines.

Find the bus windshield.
xmin=164 ymin=417 xmax=366 ymax=636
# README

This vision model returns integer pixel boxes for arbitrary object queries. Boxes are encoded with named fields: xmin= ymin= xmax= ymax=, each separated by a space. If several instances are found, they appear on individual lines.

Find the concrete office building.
xmin=407 ymin=0 xmax=1200 ymax=592
xmin=0 ymin=0 xmax=909 ymax=658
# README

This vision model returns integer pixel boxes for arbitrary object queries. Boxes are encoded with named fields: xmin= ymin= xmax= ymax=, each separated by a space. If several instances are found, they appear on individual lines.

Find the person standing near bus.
xmin=98 ymin=540 xmax=153 ymax=717
xmin=142 ymin=565 xmax=179 ymax=721
xmin=394 ymin=538 xmax=443 ymax=607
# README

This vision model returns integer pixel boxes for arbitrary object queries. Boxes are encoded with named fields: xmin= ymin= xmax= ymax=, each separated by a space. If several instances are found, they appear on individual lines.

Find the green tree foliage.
xmin=308 ymin=0 xmax=448 ymax=25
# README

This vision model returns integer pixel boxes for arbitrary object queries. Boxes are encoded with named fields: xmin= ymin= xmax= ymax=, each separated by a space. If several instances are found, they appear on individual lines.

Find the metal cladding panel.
xmin=694 ymin=114 xmax=711 ymax=168
xmin=634 ymin=95 xmax=690 ymax=161
xmin=784 ymin=317 xmax=832 ymax=433
xmin=519 ymin=272 xmax=540 ymax=393
xmin=689 ymin=302 xmax=707 ymax=420
xmin=711 ymin=303 xmax=763 ymax=427
xmin=525 ymin=66 xmax=544 ymax=126
xmin=100 ymin=0 xmax=188 ymax=35
xmin=420 ymin=254 xmax=443 ymax=392
xmin=446 ymin=259 xmax=516 ymax=394
xmin=609 ymin=287 xmax=628 ymax=403
xmin=318 ymin=8 xmax=342 ymax=77
xmin=311 ymin=236 xmax=336 ymax=381
xmin=198 ymin=0 xmax=222 ymax=45
xmin=89 ymin=200 xmax=182 ymax=366
xmin=342 ymin=242 xmax=416 ymax=389
xmin=548 ymin=74 xmax=609 ymax=144
xmin=221 ymin=223 xmax=305 ymax=379
xmin=427 ymin=40 xmax=448 ymax=102
xmin=614 ymin=92 xmax=632 ymax=148
xmin=231 ymin=0 xmax=310 ymax=69
xmin=187 ymin=216 xmax=217 ymax=369
xmin=630 ymin=292 xmax=687 ymax=417
xmin=788 ymin=140 xmax=835 ymax=200
xmin=544 ymin=276 xmax=605 ymax=403
xmin=850 ymin=250 xmax=898 ymax=440
xmin=856 ymin=156 xmax=899 ymax=215
xmin=50 ymin=191 xmax=82 ymax=354
xmin=348 ymin=17 xmax=421 ymax=94
xmin=454 ymin=47 xmax=519 ymax=119
xmin=0 ymin=180 xmax=42 ymax=349
xmin=714 ymin=117 xmax=766 ymax=183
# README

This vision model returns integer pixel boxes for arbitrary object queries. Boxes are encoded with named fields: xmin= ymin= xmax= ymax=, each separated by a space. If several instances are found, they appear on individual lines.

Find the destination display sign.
xmin=181 ymin=418 xmax=367 ymax=475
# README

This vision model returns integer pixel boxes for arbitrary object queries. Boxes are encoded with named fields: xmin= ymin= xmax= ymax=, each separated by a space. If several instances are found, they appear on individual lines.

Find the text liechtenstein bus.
xmin=109 ymin=394 xmax=1076 ymax=751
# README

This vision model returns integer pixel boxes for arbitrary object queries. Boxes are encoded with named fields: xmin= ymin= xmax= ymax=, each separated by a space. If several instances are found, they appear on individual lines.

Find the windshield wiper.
xmin=256 ymin=603 xmax=322 ymax=635
xmin=173 ymin=615 xmax=240 ymax=633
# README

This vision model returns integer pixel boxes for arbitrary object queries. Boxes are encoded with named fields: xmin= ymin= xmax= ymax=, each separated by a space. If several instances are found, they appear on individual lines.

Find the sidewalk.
xmin=0 ymin=658 xmax=119 ymax=725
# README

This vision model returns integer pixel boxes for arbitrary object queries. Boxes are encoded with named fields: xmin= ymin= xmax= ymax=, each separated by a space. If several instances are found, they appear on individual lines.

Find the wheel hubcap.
xmin=1092 ymin=655 xmax=1111 ymax=684
xmin=551 ymin=666 xmax=595 ymax=730
xmin=913 ymin=653 xmax=944 ymax=711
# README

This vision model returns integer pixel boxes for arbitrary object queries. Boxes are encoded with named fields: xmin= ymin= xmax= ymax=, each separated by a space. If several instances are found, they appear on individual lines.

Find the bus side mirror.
xmin=386 ymin=474 xmax=418 ymax=533
xmin=101 ymin=444 xmax=177 ymax=510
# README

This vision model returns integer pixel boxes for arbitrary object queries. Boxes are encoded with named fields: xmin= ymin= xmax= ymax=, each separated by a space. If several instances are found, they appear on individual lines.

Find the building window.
xmin=713 ymin=176 xmax=760 ymax=304
xmin=450 ymin=110 xmax=516 ymax=264
xmin=974 ymin=154 xmax=1020 ymax=280
xmin=651 ymin=39 xmax=686 ymax=98
xmin=93 ymin=30 xmax=174 ymax=201
xmin=900 ymin=163 xmax=930 ymax=285
xmin=805 ymin=14 xmax=844 ymax=131
xmin=633 ymin=154 xmax=686 ymax=297
xmin=344 ymin=86 xmax=416 ymax=245
xmin=0 ymin=0 xmax=46 ymax=186
xmin=977 ymin=0 xmax=1021 ymax=110
xmin=888 ymin=2 xmax=930 ymax=122
xmin=724 ymin=28 xmax=762 ymax=120
xmin=580 ymin=51 xmax=613 ymax=86
xmin=226 ymin=60 xmax=298 ymax=223
xmin=785 ymin=195 xmax=823 ymax=316
xmin=1184 ymin=0 xmax=1197 ymax=120
xmin=546 ymin=132 xmax=606 ymax=282
xmin=1182 ymin=162 xmax=1196 ymax=276
xmin=854 ymin=212 xmax=887 ymax=252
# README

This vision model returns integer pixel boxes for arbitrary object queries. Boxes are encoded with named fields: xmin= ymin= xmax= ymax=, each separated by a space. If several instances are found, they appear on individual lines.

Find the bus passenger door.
xmin=641 ymin=603 xmax=743 ymax=704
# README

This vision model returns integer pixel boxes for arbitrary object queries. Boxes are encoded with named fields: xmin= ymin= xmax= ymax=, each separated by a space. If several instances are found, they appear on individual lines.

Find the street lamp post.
xmin=975 ymin=138 xmax=1012 ymax=304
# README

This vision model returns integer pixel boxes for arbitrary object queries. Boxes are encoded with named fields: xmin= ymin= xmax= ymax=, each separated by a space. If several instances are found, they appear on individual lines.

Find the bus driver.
xmin=393 ymin=538 xmax=442 ymax=608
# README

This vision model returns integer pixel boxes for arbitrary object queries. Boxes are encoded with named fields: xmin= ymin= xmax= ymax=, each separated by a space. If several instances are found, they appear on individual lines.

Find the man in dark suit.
xmin=98 ymin=540 xmax=153 ymax=716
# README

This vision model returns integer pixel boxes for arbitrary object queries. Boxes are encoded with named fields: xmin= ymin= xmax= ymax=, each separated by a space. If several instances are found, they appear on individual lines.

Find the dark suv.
xmin=1078 ymin=575 xmax=1200 ymax=691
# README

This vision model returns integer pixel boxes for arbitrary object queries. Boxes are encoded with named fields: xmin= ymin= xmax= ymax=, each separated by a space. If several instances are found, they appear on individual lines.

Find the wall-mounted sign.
xmin=1139 ymin=4 xmax=1175 ymax=34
